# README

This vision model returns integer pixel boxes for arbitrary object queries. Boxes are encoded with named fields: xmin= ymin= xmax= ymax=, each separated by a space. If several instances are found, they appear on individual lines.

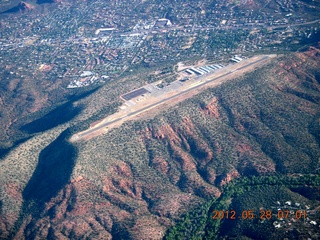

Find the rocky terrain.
xmin=0 ymin=46 xmax=319 ymax=239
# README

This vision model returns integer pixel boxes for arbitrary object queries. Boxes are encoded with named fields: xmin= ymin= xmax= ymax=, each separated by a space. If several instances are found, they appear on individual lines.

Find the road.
xmin=72 ymin=55 xmax=274 ymax=141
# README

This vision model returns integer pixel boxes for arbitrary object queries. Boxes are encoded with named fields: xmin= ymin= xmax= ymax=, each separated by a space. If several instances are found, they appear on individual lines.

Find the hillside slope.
xmin=0 ymin=47 xmax=320 ymax=239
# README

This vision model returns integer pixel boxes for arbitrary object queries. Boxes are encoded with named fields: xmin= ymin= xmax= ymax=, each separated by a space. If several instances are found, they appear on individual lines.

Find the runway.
xmin=72 ymin=55 xmax=275 ymax=141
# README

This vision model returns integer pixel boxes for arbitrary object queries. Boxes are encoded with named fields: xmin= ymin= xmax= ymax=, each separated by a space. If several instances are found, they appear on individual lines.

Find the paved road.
xmin=76 ymin=55 xmax=271 ymax=139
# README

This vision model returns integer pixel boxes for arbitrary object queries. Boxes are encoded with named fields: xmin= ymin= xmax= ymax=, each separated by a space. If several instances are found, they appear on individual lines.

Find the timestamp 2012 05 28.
xmin=212 ymin=209 xmax=307 ymax=220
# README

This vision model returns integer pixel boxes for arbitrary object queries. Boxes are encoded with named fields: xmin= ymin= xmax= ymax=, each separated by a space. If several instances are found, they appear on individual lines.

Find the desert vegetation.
xmin=0 ymin=46 xmax=320 ymax=239
xmin=165 ymin=174 xmax=320 ymax=239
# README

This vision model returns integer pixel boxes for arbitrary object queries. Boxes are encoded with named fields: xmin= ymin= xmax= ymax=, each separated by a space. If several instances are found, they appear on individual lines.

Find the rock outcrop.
xmin=0 ymin=47 xmax=320 ymax=239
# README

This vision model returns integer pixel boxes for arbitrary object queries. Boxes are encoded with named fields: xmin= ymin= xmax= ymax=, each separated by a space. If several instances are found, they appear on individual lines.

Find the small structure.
xmin=189 ymin=68 xmax=204 ymax=75
xmin=155 ymin=18 xmax=172 ymax=28
xmin=209 ymin=65 xmax=218 ymax=70
xmin=230 ymin=56 xmax=243 ymax=63
xmin=185 ymin=69 xmax=194 ymax=75
xmin=199 ymin=67 xmax=210 ymax=73
xmin=273 ymin=221 xmax=281 ymax=228
xmin=95 ymin=28 xmax=116 ymax=35
xmin=203 ymin=66 xmax=213 ymax=72
xmin=80 ymin=71 xmax=94 ymax=77
xmin=234 ymin=56 xmax=243 ymax=62
xmin=231 ymin=58 xmax=240 ymax=63
xmin=121 ymin=88 xmax=150 ymax=101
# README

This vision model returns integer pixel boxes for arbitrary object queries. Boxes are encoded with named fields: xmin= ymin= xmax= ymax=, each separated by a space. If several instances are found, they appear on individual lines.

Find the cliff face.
xmin=0 ymin=48 xmax=320 ymax=239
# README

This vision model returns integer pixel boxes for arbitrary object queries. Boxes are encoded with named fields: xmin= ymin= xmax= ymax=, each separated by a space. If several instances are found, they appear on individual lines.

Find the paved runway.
xmin=75 ymin=55 xmax=272 ymax=140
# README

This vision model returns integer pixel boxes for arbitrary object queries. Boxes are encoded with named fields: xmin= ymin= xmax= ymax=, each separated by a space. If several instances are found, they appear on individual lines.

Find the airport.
xmin=71 ymin=54 xmax=276 ymax=141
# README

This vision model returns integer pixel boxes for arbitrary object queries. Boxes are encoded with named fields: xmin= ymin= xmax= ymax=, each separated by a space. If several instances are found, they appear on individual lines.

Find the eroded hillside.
xmin=0 ymin=47 xmax=320 ymax=239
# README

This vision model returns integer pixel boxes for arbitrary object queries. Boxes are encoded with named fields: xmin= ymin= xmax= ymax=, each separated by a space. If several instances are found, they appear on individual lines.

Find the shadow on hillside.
xmin=20 ymin=102 xmax=82 ymax=134
xmin=23 ymin=129 xmax=77 ymax=206
xmin=10 ymin=129 xmax=77 ymax=237
xmin=66 ymin=86 xmax=100 ymax=102
xmin=19 ymin=87 xmax=100 ymax=135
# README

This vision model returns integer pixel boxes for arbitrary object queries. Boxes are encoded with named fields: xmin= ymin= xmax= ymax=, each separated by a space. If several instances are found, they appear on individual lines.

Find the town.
xmin=0 ymin=0 xmax=319 ymax=89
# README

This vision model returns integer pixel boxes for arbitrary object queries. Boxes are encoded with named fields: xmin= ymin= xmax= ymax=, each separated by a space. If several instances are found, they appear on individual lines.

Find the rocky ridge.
xmin=0 ymin=47 xmax=320 ymax=239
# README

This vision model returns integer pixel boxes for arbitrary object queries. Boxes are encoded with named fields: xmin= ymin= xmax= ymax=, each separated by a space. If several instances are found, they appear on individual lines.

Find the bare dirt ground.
xmin=70 ymin=54 xmax=277 ymax=142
